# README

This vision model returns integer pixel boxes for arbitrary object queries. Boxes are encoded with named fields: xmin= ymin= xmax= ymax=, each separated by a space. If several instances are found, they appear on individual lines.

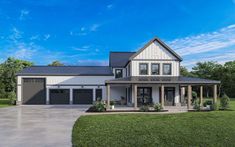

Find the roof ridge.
xmin=110 ymin=51 xmax=136 ymax=53
xmin=30 ymin=66 xmax=110 ymax=67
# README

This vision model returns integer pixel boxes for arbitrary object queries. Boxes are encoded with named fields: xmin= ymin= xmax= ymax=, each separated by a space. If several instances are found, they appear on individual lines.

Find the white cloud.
xmin=72 ymin=45 xmax=90 ymax=51
xmin=77 ymin=59 xmax=108 ymax=66
xmin=44 ymin=34 xmax=50 ymax=40
xmin=30 ymin=35 xmax=40 ymax=40
xmin=9 ymin=27 xmax=22 ymax=43
xmin=90 ymin=24 xmax=100 ymax=32
xmin=70 ymin=24 xmax=101 ymax=36
xmin=107 ymin=4 xmax=113 ymax=9
xmin=19 ymin=9 xmax=29 ymax=20
xmin=168 ymin=24 xmax=235 ymax=56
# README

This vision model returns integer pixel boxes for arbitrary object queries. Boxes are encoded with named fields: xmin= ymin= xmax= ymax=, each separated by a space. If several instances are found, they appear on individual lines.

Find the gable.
xmin=130 ymin=37 xmax=182 ymax=61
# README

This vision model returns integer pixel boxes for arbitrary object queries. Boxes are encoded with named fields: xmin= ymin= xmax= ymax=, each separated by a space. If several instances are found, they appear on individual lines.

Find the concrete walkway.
xmin=0 ymin=105 xmax=89 ymax=147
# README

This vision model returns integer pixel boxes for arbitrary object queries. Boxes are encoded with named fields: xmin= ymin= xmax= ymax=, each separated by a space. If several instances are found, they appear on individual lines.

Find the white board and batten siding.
xmin=17 ymin=75 xmax=114 ymax=103
xmin=130 ymin=41 xmax=180 ymax=76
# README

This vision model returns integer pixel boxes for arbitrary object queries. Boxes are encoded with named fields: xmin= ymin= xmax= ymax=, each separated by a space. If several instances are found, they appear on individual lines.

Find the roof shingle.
xmin=17 ymin=66 xmax=114 ymax=76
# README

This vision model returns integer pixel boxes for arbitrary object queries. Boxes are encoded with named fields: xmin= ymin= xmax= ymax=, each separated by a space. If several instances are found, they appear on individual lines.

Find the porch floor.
xmin=107 ymin=105 xmax=189 ymax=112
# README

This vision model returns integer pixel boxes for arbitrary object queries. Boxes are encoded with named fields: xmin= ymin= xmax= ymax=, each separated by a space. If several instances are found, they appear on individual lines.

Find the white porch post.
xmin=133 ymin=84 xmax=137 ymax=109
xmin=106 ymin=84 xmax=110 ymax=109
xmin=180 ymin=86 xmax=185 ymax=105
xmin=187 ymin=85 xmax=192 ymax=109
xmin=161 ymin=85 xmax=164 ymax=109
xmin=213 ymin=84 xmax=217 ymax=104
xmin=200 ymin=86 xmax=203 ymax=107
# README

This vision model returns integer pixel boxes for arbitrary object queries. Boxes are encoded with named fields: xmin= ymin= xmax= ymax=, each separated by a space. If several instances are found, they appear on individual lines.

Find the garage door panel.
xmin=49 ymin=89 xmax=70 ymax=104
xmin=23 ymin=78 xmax=46 ymax=104
xmin=73 ymin=89 xmax=93 ymax=104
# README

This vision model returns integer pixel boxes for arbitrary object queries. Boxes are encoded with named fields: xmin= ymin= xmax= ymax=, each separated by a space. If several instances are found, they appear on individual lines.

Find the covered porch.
xmin=105 ymin=76 xmax=220 ymax=111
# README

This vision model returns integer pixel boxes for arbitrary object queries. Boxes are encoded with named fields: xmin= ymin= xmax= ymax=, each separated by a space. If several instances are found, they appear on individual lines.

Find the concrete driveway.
xmin=0 ymin=105 xmax=89 ymax=147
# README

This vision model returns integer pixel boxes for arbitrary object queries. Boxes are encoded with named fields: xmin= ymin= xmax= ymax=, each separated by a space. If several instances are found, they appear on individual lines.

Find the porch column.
xmin=187 ymin=85 xmax=192 ymax=109
xmin=106 ymin=84 xmax=110 ymax=109
xmin=213 ymin=84 xmax=217 ymax=104
xmin=133 ymin=84 xmax=137 ymax=109
xmin=180 ymin=87 xmax=185 ymax=104
xmin=200 ymin=86 xmax=203 ymax=107
xmin=161 ymin=85 xmax=164 ymax=108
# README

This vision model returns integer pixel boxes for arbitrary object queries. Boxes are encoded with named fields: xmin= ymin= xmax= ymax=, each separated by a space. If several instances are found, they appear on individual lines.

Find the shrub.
xmin=87 ymin=101 xmax=106 ymax=112
xmin=220 ymin=94 xmax=230 ymax=110
xmin=203 ymin=100 xmax=213 ymax=107
xmin=154 ymin=103 xmax=163 ymax=112
xmin=211 ymin=102 xmax=218 ymax=111
xmin=139 ymin=105 xmax=150 ymax=112
xmin=4 ymin=92 xmax=16 ymax=105
xmin=193 ymin=100 xmax=201 ymax=111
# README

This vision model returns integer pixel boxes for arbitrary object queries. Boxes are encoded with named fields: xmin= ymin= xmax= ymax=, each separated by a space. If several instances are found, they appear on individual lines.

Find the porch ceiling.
xmin=105 ymin=76 xmax=220 ymax=85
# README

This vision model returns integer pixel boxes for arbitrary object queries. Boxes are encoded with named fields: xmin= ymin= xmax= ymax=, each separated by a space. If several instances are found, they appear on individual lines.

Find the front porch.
xmin=105 ymin=76 xmax=220 ymax=111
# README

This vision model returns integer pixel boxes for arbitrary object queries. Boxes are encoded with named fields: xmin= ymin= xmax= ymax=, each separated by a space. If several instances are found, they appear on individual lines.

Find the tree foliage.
xmin=181 ymin=61 xmax=235 ymax=98
xmin=48 ymin=60 xmax=64 ymax=66
xmin=0 ymin=57 xmax=33 ymax=98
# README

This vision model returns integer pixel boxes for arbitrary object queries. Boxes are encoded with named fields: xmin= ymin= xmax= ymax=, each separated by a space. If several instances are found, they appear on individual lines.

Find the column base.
xmin=16 ymin=101 xmax=22 ymax=105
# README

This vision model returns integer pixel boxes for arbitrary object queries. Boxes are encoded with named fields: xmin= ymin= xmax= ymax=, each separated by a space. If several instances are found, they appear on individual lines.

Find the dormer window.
xmin=151 ymin=63 xmax=160 ymax=75
xmin=115 ymin=69 xmax=123 ymax=78
xmin=139 ymin=63 xmax=148 ymax=75
xmin=163 ymin=63 xmax=172 ymax=75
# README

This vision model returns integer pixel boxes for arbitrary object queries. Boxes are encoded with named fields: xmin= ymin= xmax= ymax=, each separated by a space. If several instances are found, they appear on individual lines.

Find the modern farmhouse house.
xmin=16 ymin=37 xmax=220 ymax=110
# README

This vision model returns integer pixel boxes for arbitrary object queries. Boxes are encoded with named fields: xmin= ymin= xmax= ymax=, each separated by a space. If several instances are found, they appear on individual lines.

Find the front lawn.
xmin=72 ymin=99 xmax=235 ymax=146
xmin=0 ymin=99 xmax=12 ymax=108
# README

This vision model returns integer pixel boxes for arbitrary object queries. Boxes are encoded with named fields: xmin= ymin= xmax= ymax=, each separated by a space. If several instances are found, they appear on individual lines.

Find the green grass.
xmin=72 ymin=99 xmax=235 ymax=147
xmin=0 ymin=99 xmax=12 ymax=108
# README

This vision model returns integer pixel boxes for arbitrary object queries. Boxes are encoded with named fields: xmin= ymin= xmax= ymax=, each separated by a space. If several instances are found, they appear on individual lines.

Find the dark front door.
xmin=160 ymin=87 xmax=175 ymax=106
xmin=137 ymin=87 xmax=152 ymax=105
xmin=22 ymin=78 xmax=46 ymax=104
xmin=49 ymin=89 xmax=70 ymax=104
xmin=73 ymin=89 xmax=93 ymax=104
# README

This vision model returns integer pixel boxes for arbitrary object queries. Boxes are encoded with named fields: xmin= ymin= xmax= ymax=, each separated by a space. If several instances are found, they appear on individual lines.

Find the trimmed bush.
xmin=154 ymin=103 xmax=163 ymax=112
xmin=87 ymin=101 xmax=106 ymax=112
xmin=139 ymin=105 xmax=150 ymax=112
xmin=211 ymin=102 xmax=218 ymax=111
xmin=220 ymin=94 xmax=230 ymax=110
xmin=203 ymin=100 xmax=213 ymax=107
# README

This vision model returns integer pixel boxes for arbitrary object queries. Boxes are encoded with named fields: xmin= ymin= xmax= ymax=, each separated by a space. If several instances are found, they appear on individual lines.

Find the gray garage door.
xmin=49 ymin=89 xmax=70 ymax=104
xmin=73 ymin=89 xmax=93 ymax=104
xmin=22 ymin=78 xmax=46 ymax=104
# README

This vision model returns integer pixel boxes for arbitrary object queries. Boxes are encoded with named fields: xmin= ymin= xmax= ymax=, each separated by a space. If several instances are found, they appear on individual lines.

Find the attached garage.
xmin=49 ymin=89 xmax=70 ymax=104
xmin=73 ymin=89 xmax=93 ymax=104
xmin=22 ymin=78 xmax=46 ymax=104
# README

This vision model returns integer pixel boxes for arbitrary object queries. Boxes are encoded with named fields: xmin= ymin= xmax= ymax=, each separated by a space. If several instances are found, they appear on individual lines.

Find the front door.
xmin=159 ymin=87 xmax=175 ymax=106
xmin=137 ymin=87 xmax=152 ymax=105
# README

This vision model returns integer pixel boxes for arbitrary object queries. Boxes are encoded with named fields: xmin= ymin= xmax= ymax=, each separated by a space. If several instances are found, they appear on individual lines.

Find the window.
xmin=95 ymin=89 xmax=102 ymax=101
xmin=151 ymin=63 xmax=160 ymax=75
xmin=139 ymin=63 xmax=148 ymax=75
xmin=163 ymin=63 xmax=172 ymax=75
xmin=115 ymin=69 xmax=123 ymax=78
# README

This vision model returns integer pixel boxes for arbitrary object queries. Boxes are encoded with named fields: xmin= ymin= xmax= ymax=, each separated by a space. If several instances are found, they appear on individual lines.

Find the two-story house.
xmin=16 ymin=37 xmax=220 ymax=109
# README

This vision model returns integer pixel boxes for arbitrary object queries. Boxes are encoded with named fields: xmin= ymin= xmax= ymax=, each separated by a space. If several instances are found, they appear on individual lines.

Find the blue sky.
xmin=0 ymin=0 xmax=235 ymax=69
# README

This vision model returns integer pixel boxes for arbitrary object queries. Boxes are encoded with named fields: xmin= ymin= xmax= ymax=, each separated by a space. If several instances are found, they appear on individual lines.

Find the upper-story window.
xmin=139 ymin=63 xmax=148 ymax=75
xmin=163 ymin=63 xmax=172 ymax=75
xmin=115 ymin=69 xmax=123 ymax=78
xmin=151 ymin=63 xmax=160 ymax=75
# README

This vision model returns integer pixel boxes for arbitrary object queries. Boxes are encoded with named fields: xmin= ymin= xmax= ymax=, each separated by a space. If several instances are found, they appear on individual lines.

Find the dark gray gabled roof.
xmin=129 ymin=37 xmax=183 ymax=61
xmin=17 ymin=66 xmax=114 ymax=76
xmin=109 ymin=52 xmax=135 ymax=68
xmin=105 ymin=76 xmax=220 ymax=84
